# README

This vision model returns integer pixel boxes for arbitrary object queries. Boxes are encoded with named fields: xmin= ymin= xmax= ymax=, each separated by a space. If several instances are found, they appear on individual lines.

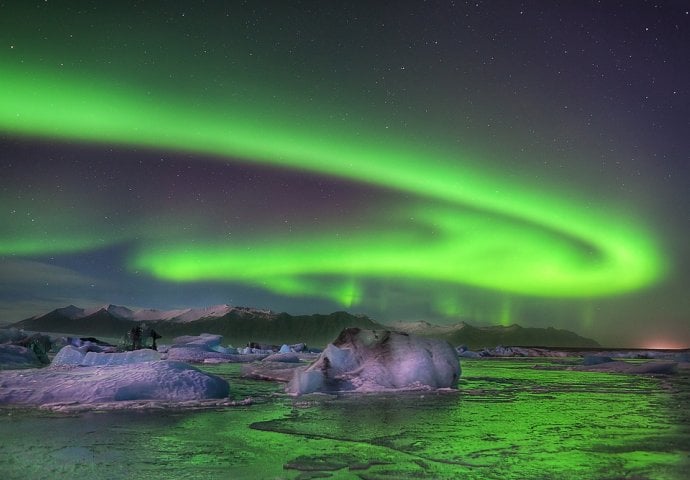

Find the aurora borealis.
xmin=1 ymin=2 xmax=688 ymax=347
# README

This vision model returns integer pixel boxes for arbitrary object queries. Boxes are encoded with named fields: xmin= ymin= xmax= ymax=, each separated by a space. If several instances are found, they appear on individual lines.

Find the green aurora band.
xmin=0 ymin=64 xmax=666 ymax=305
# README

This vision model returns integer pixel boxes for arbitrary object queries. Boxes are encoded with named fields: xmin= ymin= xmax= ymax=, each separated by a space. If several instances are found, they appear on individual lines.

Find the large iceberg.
xmin=0 ymin=360 xmax=229 ymax=405
xmin=286 ymin=328 xmax=460 ymax=395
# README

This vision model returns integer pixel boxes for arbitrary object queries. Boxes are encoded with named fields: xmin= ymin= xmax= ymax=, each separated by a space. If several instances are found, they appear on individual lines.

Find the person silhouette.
xmin=130 ymin=326 xmax=142 ymax=350
xmin=149 ymin=329 xmax=162 ymax=350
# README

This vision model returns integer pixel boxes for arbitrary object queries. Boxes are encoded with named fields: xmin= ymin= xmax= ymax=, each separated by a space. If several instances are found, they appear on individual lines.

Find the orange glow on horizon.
xmin=641 ymin=338 xmax=689 ymax=350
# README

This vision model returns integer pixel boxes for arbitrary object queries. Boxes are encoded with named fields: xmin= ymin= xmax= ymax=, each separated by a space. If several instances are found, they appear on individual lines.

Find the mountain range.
xmin=387 ymin=320 xmax=600 ymax=349
xmin=8 ymin=304 xmax=600 ymax=348
xmin=9 ymin=304 xmax=383 ymax=347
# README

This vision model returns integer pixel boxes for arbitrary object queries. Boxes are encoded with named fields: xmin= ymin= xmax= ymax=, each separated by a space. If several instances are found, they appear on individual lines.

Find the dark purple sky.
xmin=1 ymin=1 xmax=688 ymax=347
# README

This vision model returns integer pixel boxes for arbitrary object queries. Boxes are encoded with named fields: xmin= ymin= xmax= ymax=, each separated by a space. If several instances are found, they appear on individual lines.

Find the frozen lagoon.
xmin=1 ymin=358 xmax=688 ymax=479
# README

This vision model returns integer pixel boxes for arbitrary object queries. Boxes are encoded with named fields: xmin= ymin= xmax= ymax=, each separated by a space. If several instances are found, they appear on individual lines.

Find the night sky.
xmin=1 ymin=1 xmax=688 ymax=347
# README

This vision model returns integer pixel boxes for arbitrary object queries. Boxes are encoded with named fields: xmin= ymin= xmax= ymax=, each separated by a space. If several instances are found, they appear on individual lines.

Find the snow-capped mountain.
xmin=82 ymin=304 xmax=135 ymax=320
xmin=163 ymin=305 xmax=235 ymax=323
xmin=52 ymin=305 xmax=87 ymax=320
xmin=10 ymin=305 xmax=383 ymax=346
xmin=385 ymin=320 xmax=468 ymax=336
xmin=37 ymin=303 xmax=267 ymax=324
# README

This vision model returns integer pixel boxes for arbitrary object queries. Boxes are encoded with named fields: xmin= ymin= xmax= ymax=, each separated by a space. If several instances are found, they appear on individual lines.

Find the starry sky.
xmin=1 ymin=1 xmax=688 ymax=347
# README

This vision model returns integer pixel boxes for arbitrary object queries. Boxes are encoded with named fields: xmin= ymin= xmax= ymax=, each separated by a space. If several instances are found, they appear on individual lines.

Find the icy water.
xmin=1 ymin=359 xmax=688 ymax=479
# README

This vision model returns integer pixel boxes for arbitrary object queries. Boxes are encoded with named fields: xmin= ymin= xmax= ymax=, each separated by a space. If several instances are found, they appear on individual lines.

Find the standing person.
xmin=130 ymin=326 xmax=142 ymax=350
xmin=149 ymin=329 xmax=162 ymax=351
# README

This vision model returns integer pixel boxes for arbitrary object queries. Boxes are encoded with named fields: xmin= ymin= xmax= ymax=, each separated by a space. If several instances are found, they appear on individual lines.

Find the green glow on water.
xmin=171 ymin=361 xmax=689 ymax=478
xmin=0 ymin=63 xmax=666 ymax=303
xmin=0 ymin=360 xmax=687 ymax=478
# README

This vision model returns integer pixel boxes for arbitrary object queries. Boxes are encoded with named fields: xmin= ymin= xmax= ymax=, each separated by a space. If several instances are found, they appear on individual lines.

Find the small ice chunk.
xmin=291 ymin=343 xmax=307 ymax=352
xmin=582 ymin=355 xmax=614 ymax=366
xmin=212 ymin=345 xmax=238 ymax=354
xmin=167 ymin=334 xmax=253 ymax=362
xmin=172 ymin=333 xmax=223 ymax=348
xmin=458 ymin=350 xmax=480 ymax=358
xmin=263 ymin=353 xmax=301 ymax=363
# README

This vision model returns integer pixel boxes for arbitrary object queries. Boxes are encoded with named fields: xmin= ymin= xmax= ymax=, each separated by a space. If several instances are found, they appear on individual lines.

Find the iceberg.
xmin=171 ymin=333 xmax=223 ymax=348
xmin=63 ymin=336 xmax=116 ymax=352
xmin=0 ymin=328 xmax=27 ymax=344
xmin=52 ymin=346 xmax=161 ymax=366
xmin=167 ymin=334 xmax=266 ymax=363
xmin=0 ymin=360 xmax=229 ymax=405
xmin=0 ymin=344 xmax=42 ymax=369
xmin=0 ymin=330 xmax=52 ymax=366
xmin=263 ymin=352 xmax=301 ymax=363
xmin=286 ymin=328 xmax=460 ymax=395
